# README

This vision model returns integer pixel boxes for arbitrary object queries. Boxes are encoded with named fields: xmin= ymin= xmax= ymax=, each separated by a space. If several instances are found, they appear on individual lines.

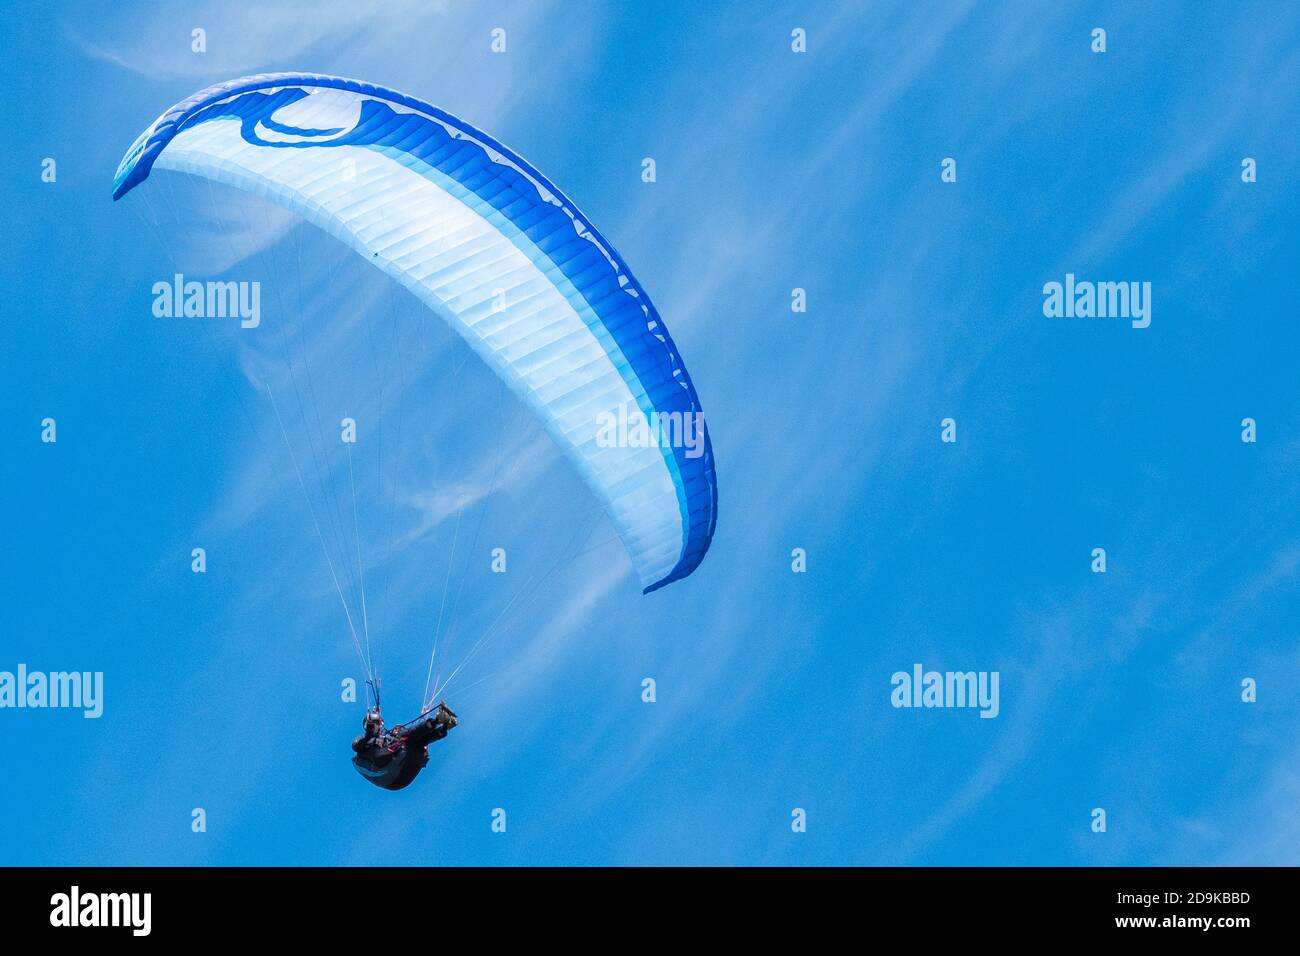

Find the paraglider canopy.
xmin=113 ymin=73 xmax=717 ymax=594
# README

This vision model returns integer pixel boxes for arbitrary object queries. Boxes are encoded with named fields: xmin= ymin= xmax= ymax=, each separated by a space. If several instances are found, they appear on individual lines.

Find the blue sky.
xmin=3 ymin=0 xmax=1299 ymax=865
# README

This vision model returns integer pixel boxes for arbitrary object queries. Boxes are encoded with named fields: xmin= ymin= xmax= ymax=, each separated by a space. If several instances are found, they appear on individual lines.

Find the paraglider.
xmin=113 ymin=73 xmax=718 ymax=789
xmin=352 ymin=700 xmax=459 ymax=791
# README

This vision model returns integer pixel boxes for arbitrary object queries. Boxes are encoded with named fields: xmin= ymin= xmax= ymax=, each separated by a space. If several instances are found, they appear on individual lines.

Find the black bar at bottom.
xmin=0 ymin=866 xmax=1291 ymax=940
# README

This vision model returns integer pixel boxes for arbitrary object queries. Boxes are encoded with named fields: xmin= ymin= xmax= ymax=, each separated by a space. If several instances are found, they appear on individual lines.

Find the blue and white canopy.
xmin=114 ymin=73 xmax=716 ymax=593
